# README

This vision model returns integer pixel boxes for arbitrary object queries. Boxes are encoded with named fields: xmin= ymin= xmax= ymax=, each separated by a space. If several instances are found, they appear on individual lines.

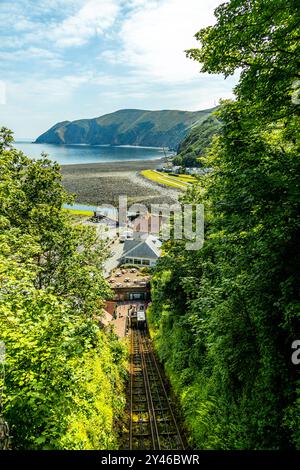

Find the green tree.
xmin=0 ymin=128 xmax=127 ymax=449
xmin=188 ymin=0 xmax=300 ymax=122
xmin=149 ymin=0 xmax=300 ymax=449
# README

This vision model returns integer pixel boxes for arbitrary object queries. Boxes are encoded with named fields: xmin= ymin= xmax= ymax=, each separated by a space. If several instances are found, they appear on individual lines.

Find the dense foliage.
xmin=149 ymin=0 xmax=300 ymax=449
xmin=174 ymin=116 xmax=221 ymax=167
xmin=0 ymin=130 xmax=127 ymax=449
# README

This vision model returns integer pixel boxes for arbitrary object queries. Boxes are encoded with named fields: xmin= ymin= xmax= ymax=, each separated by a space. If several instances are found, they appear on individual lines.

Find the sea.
xmin=14 ymin=141 xmax=166 ymax=165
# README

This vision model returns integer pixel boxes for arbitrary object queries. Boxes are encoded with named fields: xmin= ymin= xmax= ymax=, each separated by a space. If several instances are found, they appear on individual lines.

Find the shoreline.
xmin=61 ymin=158 xmax=179 ymax=207
xmin=60 ymin=157 xmax=165 ymax=172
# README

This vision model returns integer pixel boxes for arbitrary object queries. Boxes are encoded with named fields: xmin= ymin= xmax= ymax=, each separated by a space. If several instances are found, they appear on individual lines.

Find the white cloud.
xmin=0 ymin=47 xmax=65 ymax=68
xmin=52 ymin=0 xmax=120 ymax=47
xmin=0 ymin=0 xmax=120 ymax=50
xmin=113 ymin=0 xmax=222 ymax=83
xmin=7 ymin=74 xmax=90 ymax=107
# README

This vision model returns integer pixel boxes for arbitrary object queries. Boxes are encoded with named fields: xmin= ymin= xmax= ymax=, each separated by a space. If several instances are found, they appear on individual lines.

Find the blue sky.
xmin=0 ymin=0 xmax=237 ymax=139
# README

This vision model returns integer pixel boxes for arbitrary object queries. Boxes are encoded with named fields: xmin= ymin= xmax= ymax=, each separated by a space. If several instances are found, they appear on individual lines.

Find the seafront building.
xmin=121 ymin=235 xmax=162 ymax=267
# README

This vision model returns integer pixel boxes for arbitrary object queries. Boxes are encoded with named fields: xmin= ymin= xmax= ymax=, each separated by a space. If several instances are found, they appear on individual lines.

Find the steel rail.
xmin=146 ymin=332 xmax=185 ymax=450
xmin=128 ymin=327 xmax=185 ymax=450
xmin=138 ymin=329 xmax=161 ymax=450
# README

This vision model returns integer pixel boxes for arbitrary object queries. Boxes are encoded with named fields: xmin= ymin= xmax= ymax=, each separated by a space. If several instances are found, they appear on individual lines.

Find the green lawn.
xmin=141 ymin=170 xmax=196 ymax=190
xmin=170 ymin=173 xmax=197 ymax=183
xmin=64 ymin=209 xmax=94 ymax=222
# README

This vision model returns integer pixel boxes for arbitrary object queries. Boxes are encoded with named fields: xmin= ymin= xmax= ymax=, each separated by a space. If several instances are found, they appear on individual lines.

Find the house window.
xmin=134 ymin=259 xmax=141 ymax=265
xmin=129 ymin=293 xmax=145 ymax=300
xmin=142 ymin=259 xmax=150 ymax=266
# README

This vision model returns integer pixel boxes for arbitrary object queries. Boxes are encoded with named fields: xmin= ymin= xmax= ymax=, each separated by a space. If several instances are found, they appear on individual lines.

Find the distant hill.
xmin=35 ymin=108 xmax=217 ymax=150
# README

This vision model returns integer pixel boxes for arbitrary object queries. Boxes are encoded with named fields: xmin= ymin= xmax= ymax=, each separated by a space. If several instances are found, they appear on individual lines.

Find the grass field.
xmin=63 ymin=209 xmax=94 ymax=223
xmin=63 ymin=208 xmax=94 ymax=217
xmin=140 ymin=170 xmax=196 ymax=190
xmin=171 ymin=174 xmax=197 ymax=183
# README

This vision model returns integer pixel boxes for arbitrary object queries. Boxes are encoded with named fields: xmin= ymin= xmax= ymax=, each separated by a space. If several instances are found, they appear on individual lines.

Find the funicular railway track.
xmin=128 ymin=327 xmax=185 ymax=450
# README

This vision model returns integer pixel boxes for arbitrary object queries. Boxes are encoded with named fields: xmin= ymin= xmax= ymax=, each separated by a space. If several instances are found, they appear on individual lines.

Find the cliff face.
xmin=35 ymin=108 xmax=216 ymax=150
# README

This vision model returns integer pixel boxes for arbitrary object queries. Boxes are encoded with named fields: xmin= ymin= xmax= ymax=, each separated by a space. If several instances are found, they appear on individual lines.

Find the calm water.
xmin=14 ymin=141 xmax=165 ymax=165
xmin=63 ymin=203 xmax=117 ymax=217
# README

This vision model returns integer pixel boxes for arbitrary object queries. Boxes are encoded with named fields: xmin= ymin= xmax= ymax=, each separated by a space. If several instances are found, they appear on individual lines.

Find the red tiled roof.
xmin=104 ymin=301 xmax=117 ymax=316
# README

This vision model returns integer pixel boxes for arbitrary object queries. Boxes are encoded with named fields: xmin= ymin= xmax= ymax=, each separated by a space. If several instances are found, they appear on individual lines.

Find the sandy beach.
xmin=61 ymin=159 xmax=180 ymax=207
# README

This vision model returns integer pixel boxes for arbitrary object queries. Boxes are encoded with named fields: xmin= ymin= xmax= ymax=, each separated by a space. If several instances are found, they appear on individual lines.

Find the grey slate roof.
xmin=123 ymin=235 xmax=162 ymax=260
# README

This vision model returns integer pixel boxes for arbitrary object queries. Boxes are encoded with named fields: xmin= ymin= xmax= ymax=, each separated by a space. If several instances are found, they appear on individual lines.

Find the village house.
xmin=121 ymin=234 xmax=162 ymax=267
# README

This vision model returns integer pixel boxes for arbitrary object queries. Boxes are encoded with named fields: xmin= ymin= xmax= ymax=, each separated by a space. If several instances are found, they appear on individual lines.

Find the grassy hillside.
xmin=174 ymin=115 xmax=222 ymax=167
xmin=35 ymin=108 xmax=216 ymax=150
